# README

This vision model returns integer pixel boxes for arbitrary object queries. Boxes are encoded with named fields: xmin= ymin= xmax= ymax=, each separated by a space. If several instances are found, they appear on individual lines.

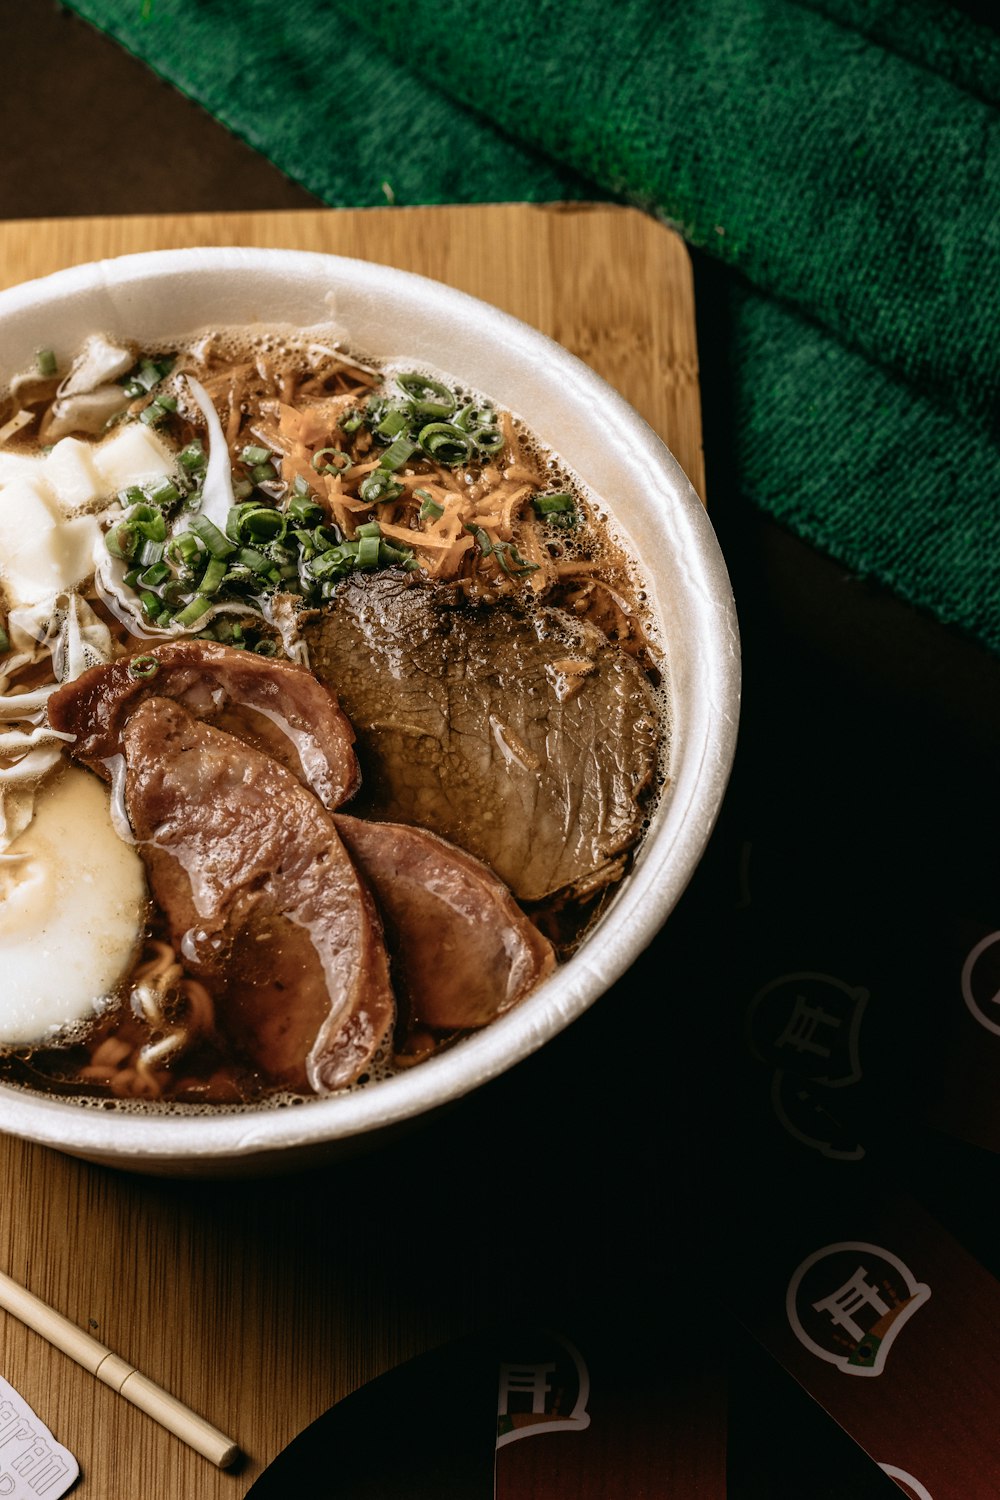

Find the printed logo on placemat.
xmin=770 ymin=1072 xmax=865 ymax=1161
xmin=747 ymin=972 xmax=867 ymax=1084
xmin=878 ymin=1463 xmax=934 ymax=1499
xmin=748 ymin=972 xmax=868 ymax=1159
xmin=961 ymin=931 xmax=1000 ymax=1037
xmin=496 ymin=1333 xmax=590 ymax=1448
xmin=786 ymin=1243 xmax=930 ymax=1377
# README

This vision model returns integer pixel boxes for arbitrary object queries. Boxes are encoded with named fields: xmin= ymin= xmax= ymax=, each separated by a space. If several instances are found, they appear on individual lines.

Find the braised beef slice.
xmin=305 ymin=575 xmax=660 ymax=903
xmin=121 ymin=698 xmax=393 ymax=1093
xmin=49 ymin=638 xmax=359 ymax=809
xmin=333 ymin=813 xmax=555 ymax=1032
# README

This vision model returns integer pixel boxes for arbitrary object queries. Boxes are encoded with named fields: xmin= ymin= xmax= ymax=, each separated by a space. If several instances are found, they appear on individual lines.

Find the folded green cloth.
xmin=63 ymin=0 xmax=1000 ymax=653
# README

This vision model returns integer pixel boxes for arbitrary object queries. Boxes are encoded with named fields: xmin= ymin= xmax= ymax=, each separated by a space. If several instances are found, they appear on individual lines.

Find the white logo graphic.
xmin=787 ymin=1242 xmax=931 ymax=1377
xmin=962 ymin=931 xmax=1000 ymax=1037
xmin=878 ymin=1463 xmax=934 ymax=1499
xmin=748 ymin=972 xmax=868 ymax=1159
xmin=748 ymin=972 xmax=867 ymax=1085
xmin=496 ymin=1334 xmax=590 ymax=1448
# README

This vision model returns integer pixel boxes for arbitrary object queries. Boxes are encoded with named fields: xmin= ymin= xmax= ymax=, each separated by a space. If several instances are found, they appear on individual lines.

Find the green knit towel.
xmin=62 ymin=0 xmax=1000 ymax=653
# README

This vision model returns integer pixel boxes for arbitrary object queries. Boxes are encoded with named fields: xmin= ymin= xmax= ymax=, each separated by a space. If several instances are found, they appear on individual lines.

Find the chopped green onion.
xmin=139 ymin=398 xmax=172 ymax=426
xmin=137 ymin=564 xmax=169 ymax=588
xmin=467 ymin=524 xmax=493 ymax=557
xmin=240 ymin=445 xmax=271 ymax=466
xmin=311 ymin=448 xmax=352 ymax=476
xmin=232 ymin=478 xmax=254 ymax=501
xmin=454 ymin=403 xmax=493 ymax=432
xmin=416 ymin=490 xmax=444 ymax=521
xmin=127 ymin=357 xmax=173 ymax=395
xmin=340 ymin=409 xmax=364 ymax=435
xmin=311 ymin=546 xmax=354 ymax=580
xmin=454 ymin=404 xmax=504 ymax=455
xmin=227 ymin=503 xmax=286 ymax=544
xmin=106 ymin=504 xmax=164 ymax=560
xmin=357 ymin=534 xmax=381 ymax=568
xmin=136 ymin=542 xmax=165 ymax=570
xmin=379 ymin=541 xmax=417 ymax=569
xmin=189 ymin=516 xmax=236 ymax=558
xmin=177 ymin=440 xmax=206 ymax=472
xmin=174 ymin=594 xmax=214 ymax=628
xmin=213 ymin=619 xmax=245 ymax=645
xmin=532 ymin=491 xmax=577 ymax=528
xmin=532 ymin=492 xmax=575 ymax=516
xmin=165 ymin=533 xmax=203 ymax=567
xmin=148 ymin=478 xmax=180 ymax=508
xmin=251 ymin=462 xmax=278 ymax=484
xmin=127 ymin=655 xmax=160 ymax=680
xmin=106 ymin=523 xmax=135 ymax=561
xmin=359 ymin=469 xmax=404 ymax=505
xmin=287 ymin=493 xmax=323 ymax=524
xmin=133 ymin=506 xmax=163 ymax=538
xmin=379 ymin=434 xmax=418 ymax=472
xmin=355 ymin=520 xmax=382 ymax=539
xmin=495 ymin=541 xmax=540 ymax=577
xmin=160 ymin=580 xmax=188 ymax=608
xmin=397 ymin=373 xmax=456 ymax=419
xmin=236 ymin=545 xmax=271 ymax=573
xmin=418 ymin=422 xmax=474 ymax=467
xmin=253 ymin=640 xmax=278 ymax=656
xmin=198 ymin=556 xmax=228 ymax=595
xmin=35 ymin=349 xmax=57 ymax=378
xmin=138 ymin=590 xmax=162 ymax=618
xmin=472 ymin=427 xmax=505 ymax=456
xmin=374 ymin=406 xmax=411 ymax=441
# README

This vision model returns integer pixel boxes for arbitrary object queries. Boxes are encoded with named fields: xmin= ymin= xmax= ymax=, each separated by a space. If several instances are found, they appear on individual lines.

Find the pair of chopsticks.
xmin=0 ymin=1268 xmax=240 ymax=1468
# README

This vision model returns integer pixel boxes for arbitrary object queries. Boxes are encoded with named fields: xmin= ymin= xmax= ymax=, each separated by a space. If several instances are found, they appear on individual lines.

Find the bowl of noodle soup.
xmin=0 ymin=248 xmax=739 ymax=1176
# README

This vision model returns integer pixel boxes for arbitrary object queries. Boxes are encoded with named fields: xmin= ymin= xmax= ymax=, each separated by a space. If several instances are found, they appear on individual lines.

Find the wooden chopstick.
xmin=0 ymin=1268 xmax=240 ymax=1469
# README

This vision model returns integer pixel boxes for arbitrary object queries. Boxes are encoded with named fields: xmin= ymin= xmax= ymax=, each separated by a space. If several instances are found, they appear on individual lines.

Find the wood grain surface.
xmin=0 ymin=204 xmax=703 ymax=1497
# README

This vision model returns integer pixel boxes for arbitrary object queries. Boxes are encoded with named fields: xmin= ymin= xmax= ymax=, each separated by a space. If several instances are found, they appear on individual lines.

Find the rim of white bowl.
xmin=0 ymin=247 xmax=740 ymax=1165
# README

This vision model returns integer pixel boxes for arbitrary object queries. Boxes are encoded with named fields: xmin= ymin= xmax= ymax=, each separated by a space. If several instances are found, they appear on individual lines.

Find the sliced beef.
xmin=333 ymin=813 xmax=556 ymax=1032
xmin=121 ymin=698 xmax=393 ymax=1093
xmin=305 ymin=574 xmax=660 ymax=903
xmin=49 ymin=638 xmax=359 ymax=809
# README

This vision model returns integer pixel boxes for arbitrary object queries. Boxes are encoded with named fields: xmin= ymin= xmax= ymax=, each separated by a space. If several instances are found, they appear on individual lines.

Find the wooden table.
xmin=0 ymin=203 xmax=702 ymax=1497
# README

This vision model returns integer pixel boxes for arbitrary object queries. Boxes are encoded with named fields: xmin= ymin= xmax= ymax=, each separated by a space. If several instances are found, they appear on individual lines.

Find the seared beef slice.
xmin=306 ymin=576 xmax=660 ymax=902
xmin=334 ymin=814 xmax=555 ymax=1031
xmin=121 ymin=698 xmax=393 ymax=1092
xmin=49 ymin=639 xmax=359 ymax=809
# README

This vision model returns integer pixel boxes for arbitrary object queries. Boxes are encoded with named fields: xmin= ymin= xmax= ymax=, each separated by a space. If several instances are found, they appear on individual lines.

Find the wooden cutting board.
xmin=0 ymin=204 xmax=703 ymax=1498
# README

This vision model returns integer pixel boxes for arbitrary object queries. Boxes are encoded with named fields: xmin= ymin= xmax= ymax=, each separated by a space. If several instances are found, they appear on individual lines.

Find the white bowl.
xmin=0 ymin=247 xmax=739 ymax=1176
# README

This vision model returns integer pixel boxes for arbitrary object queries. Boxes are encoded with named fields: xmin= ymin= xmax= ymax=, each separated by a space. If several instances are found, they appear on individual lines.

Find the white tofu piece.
xmin=0 ymin=452 xmax=44 ymax=486
xmin=41 ymin=437 xmax=103 ymax=512
xmin=0 ymin=476 xmax=59 ymax=559
xmin=0 ymin=509 xmax=99 ymax=608
xmin=94 ymin=425 xmax=176 ymax=492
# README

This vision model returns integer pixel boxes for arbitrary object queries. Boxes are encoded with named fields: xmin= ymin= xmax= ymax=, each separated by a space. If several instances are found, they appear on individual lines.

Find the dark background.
xmin=7 ymin=3 xmax=1000 ymax=1496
